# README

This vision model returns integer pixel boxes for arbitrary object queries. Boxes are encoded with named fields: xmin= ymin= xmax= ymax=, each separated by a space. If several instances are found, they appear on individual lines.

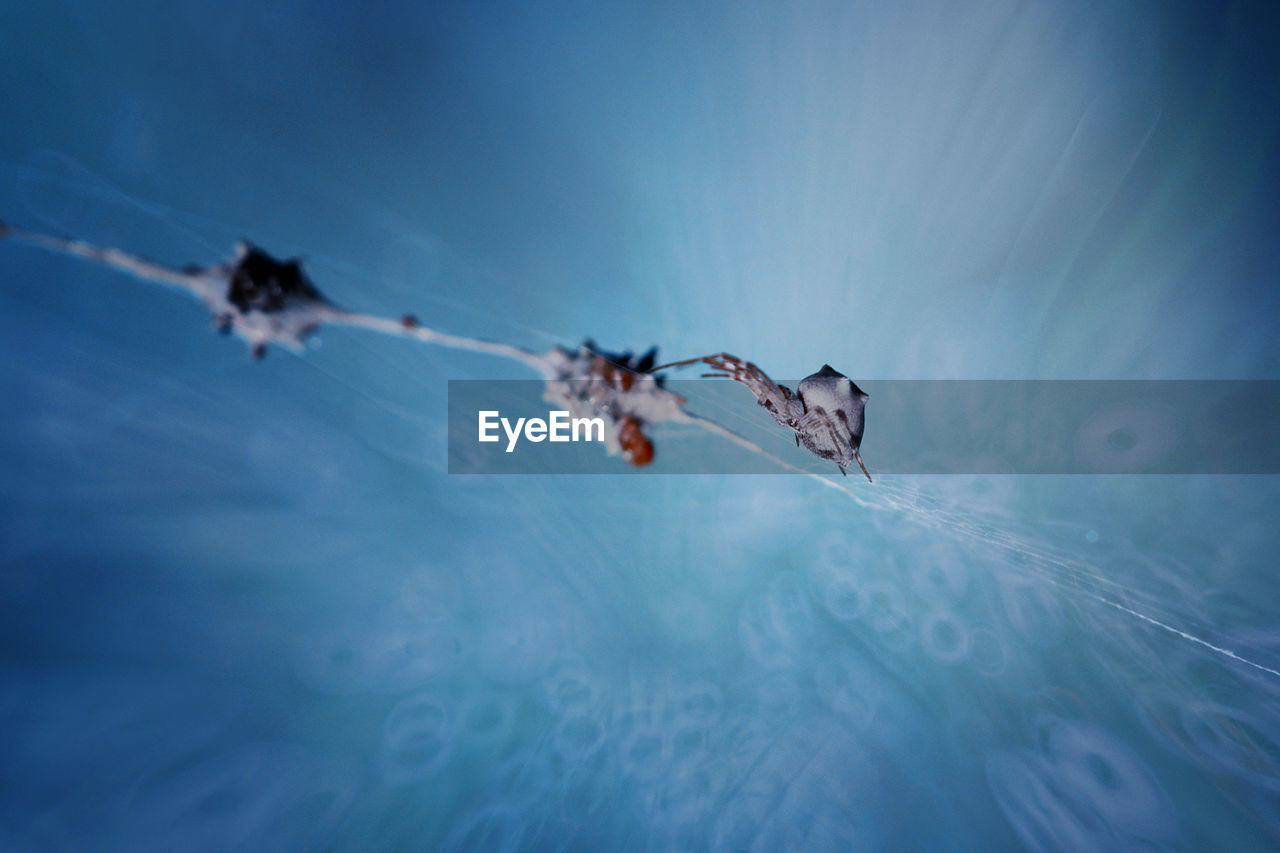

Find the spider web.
xmin=3 ymin=155 xmax=1280 ymax=850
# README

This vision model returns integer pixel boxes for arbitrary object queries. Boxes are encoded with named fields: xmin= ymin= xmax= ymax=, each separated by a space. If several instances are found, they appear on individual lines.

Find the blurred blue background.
xmin=1 ymin=1 xmax=1279 ymax=849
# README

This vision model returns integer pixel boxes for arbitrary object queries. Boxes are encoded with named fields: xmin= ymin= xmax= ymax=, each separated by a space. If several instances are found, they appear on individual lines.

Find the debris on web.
xmin=200 ymin=243 xmax=332 ymax=359
xmin=541 ymin=341 xmax=687 ymax=466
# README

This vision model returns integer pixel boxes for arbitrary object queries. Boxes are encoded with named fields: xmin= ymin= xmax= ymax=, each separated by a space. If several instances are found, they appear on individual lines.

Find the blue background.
xmin=1 ymin=1 xmax=1279 ymax=849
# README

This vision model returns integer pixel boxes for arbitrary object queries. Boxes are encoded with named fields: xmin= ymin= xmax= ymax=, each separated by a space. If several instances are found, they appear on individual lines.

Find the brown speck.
xmin=618 ymin=417 xmax=654 ymax=466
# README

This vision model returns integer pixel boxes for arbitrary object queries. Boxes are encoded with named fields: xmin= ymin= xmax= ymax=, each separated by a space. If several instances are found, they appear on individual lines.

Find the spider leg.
xmin=818 ymin=417 xmax=860 ymax=479
xmin=853 ymin=447 xmax=873 ymax=483
xmin=649 ymin=355 xmax=713 ymax=371
xmin=824 ymin=418 xmax=846 ymax=455
xmin=651 ymin=352 xmax=740 ymax=373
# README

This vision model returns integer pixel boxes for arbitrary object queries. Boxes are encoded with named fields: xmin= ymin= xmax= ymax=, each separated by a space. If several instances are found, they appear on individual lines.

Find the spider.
xmin=654 ymin=353 xmax=872 ymax=481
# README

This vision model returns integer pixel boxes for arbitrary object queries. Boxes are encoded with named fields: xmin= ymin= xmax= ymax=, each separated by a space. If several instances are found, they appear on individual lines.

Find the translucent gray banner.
xmin=447 ymin=380 xmax=1279 ymax=475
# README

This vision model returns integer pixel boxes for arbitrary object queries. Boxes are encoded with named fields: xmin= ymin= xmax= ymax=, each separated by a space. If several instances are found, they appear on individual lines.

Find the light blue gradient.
xmin=1 ymin=1 xmax=1278 ymax=850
